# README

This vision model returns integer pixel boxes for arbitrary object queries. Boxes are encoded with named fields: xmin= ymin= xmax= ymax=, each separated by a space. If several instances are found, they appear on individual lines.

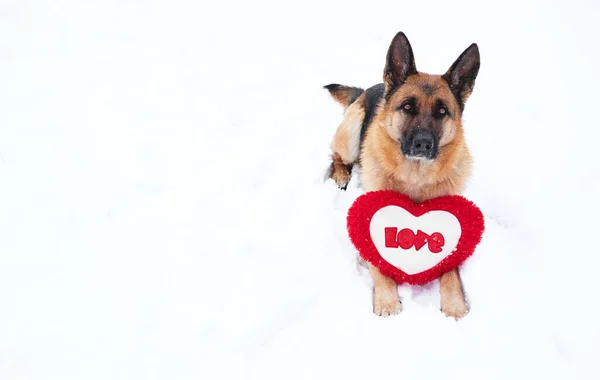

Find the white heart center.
xmin=369 ymin=206 xmax=462 ymax=275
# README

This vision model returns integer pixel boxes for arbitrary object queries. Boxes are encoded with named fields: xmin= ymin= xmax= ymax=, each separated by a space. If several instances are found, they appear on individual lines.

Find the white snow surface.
xmin=1 ymin=0 xmax=599 ymax=379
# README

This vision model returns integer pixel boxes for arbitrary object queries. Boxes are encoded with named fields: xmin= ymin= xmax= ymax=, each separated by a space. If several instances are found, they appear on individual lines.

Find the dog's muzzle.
xmin=401 ymin=129 xmax=439 ymax=160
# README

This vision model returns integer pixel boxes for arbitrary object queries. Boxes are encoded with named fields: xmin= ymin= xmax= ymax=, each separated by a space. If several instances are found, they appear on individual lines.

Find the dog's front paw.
xmin=373 ymin=289 xmax=402 ymax=317
xmin=441 ymin=300 xmax=469 ymax=320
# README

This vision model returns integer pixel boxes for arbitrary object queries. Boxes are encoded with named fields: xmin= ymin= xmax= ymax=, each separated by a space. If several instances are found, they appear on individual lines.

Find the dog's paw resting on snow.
xmin=372 ymin=284 xmax=403 ymax=317
xmin=326 ymin=153 xmax=352 ymax=190
xmin=441 ymin=300 xmax=469 ymax=320
xmin=440 ymin=269 xmax=469 ymax=320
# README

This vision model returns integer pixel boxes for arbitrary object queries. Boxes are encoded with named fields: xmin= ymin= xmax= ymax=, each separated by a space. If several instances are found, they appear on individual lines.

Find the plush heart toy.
xmin=347 ymin=191 xmax=484 ymax=285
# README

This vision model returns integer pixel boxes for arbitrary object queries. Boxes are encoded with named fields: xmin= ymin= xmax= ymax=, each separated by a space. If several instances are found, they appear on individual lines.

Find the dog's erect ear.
xmin=383 ymin=32 xmax=417 ymax=93
xmin=442 ymin=43 xmax=480 ymax=110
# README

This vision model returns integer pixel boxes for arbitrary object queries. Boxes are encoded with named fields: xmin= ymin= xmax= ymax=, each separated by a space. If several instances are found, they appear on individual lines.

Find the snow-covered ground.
xmin=1 ymin=0 xmax=599 ymax=379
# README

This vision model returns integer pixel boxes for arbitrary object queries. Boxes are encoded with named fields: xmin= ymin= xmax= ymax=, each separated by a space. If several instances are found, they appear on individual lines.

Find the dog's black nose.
xmin=402 ymin=129 xmax=438 ymax=160
xmin=412 ymin=130 xmax=435 ymax=155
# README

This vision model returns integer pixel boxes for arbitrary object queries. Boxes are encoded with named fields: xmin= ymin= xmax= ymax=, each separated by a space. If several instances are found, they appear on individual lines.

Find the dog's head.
xmin=380 ymin=32 xmax=480 ymax=161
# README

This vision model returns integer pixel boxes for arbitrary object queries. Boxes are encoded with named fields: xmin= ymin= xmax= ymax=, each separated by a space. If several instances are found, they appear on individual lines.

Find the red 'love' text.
xmin=384 ymin=227 xmax=445 ymax=253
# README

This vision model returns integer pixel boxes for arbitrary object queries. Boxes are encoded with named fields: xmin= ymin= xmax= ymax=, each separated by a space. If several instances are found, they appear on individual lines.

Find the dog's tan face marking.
xmin=383 ymin=74 xmax=462 ymax=155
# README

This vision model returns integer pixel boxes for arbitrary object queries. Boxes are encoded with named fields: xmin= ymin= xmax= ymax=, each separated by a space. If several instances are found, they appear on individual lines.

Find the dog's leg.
xmin=328 ymin=98 xmax=365 ymax=190
xmin=327 ymin=153 xmax=352 ymax=190
xmin=440 ymin=268 xmax=468 ymax=319
xmin=368 ymin=263 xmax=402 ymax=316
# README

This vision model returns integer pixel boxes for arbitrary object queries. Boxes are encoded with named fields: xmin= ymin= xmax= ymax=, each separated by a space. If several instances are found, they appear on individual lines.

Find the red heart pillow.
xmin=347 ymin=191 xmax=484 ymax=285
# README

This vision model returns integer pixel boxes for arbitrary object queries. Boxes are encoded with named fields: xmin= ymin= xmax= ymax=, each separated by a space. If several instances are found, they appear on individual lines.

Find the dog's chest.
xmin=375 ymin=170 xmax=456 ymax=203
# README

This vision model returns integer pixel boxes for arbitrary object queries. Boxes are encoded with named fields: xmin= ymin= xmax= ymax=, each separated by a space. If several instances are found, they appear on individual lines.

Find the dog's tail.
xmin=324 ymin=84 xmax=364 ymax=108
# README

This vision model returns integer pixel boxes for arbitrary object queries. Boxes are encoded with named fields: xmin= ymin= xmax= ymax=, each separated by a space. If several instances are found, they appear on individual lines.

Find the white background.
xmin=0 ymin=0 xmax=598 ymax=379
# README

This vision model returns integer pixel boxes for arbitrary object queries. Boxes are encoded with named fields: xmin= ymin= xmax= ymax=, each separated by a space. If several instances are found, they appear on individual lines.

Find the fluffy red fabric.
xmin=347 ymin=191 xmax=485 ymax=285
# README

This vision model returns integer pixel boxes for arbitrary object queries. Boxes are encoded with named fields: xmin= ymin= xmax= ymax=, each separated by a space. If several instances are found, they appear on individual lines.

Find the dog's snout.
xmin=411 ymin=130 xmax=435 ymax=155
xmin=401 ymin=129 xmax=438 ymax=160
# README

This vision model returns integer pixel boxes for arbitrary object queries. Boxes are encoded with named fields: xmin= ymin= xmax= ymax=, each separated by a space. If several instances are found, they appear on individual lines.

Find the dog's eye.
xmin=434 ymin=106 xmax=448 ymax=119
xmin=399 ymin=100 xmax=416 ymax=115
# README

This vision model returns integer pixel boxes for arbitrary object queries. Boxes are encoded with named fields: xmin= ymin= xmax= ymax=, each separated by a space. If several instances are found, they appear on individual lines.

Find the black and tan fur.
xmin=326 ymin=32 xmax=480 ymax=319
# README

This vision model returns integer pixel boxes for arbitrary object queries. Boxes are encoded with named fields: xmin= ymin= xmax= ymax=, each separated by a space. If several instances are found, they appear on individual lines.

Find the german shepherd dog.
xmin=325 ymin=32 xmax=480 ymax=319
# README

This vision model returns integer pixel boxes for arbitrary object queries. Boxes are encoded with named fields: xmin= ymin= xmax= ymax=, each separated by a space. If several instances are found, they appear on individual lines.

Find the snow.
xmin=0 ymin=0 xmax=599 ymax=379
